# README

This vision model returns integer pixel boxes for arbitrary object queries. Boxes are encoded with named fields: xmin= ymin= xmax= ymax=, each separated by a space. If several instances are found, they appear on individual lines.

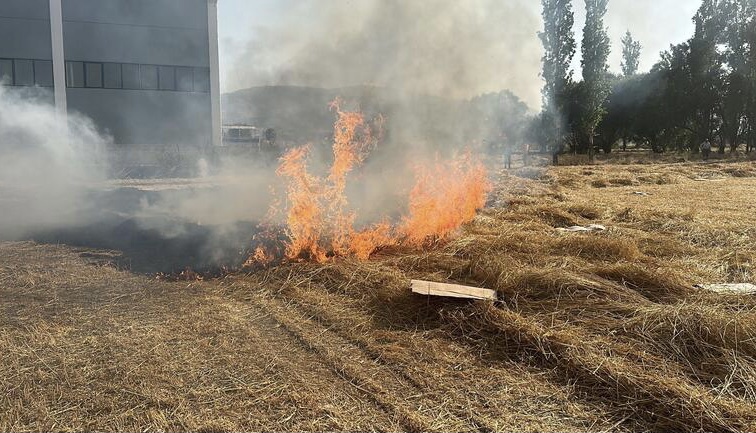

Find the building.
xmin=0 ymin=0 xmax=221 ymax=149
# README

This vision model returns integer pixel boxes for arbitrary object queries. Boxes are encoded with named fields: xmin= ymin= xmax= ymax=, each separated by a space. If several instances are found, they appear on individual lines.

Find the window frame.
xmin=33 ymin=60 xmax=53 ymax=87
xmin=65 ymin=61 xmax=85 ymax=88
xmin=13 ymin=59 xmax=34 ymax=87
xmin=193 ymin=67 xmax=210 ymax=93
xmin=121 ymin=63 xmax=140 ymax=90
xmin=158 ymin=65 xmax=176 ymax=91
xmin=175 ymin=66 xmax=194 ymax=92
xmin=0 ymin=58 xmax=14 ymax=85
xmin=139 ymin=64 xmax=159 ymax=90
xmin=103 ymin=62 xmax=122 ymax=89
xmin=61 ymin=61 xmax=210 ymax=92
xmin=84 ymin=62 xmax=104 ymax=88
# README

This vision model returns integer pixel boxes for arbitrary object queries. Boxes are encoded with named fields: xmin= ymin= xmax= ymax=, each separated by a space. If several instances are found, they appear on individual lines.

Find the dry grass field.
xmin=2 ymin=160 xmax=756 ymax=432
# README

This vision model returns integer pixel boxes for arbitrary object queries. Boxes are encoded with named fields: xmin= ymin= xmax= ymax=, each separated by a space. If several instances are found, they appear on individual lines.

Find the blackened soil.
xmin=18 ymin=187 xmax=260 ymax=275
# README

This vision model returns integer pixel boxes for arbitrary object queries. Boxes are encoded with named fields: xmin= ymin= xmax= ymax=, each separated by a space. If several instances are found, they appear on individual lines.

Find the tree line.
xmin=536 ymin=0 xmax=756 ymax=159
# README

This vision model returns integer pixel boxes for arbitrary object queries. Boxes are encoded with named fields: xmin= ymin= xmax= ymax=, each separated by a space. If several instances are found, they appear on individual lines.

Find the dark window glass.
xmin=85 ymin=63 xmax=103 ymax=88
xmin=176 ymin=67 xmax=193 ymax=91
xmin=103 ymin=63 xmax=122 ymax=88
xmin=0 ymin=59 xmax=12 ymax=84
xmin=14 ymin=59 xmax=34 ymax=86
xmin=65 ymin=61 xmax=84 ymax=87
xmin=33 ymin=60 xmax=53 ymax=87
xmin=140 ymin=65 xmax=158 ymax=90
xmin=158 ymin=66 xmax=175 ymax=90
xmin=193 ymin=67 xmax=210 ymax=92
xmin=122 ymin=63 xmax=140 ymax=89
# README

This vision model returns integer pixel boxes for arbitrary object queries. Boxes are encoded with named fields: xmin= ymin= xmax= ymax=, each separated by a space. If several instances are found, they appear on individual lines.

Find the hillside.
xmin=222 ymin=85 xmax=530 ymax=150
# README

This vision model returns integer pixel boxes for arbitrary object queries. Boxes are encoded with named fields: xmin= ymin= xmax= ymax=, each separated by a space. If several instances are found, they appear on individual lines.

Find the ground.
xmin=2 ymin=160 xmax=756 ymax=432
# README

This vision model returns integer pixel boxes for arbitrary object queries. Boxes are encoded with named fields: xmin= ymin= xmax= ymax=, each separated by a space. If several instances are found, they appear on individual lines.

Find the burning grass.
xmin=239 ymin=160 xmax=756 ymax=431
xmin=254 ymin=100 xmax=491 ymax=264
xmin=3 ymin=160 xmax=756 ymax=431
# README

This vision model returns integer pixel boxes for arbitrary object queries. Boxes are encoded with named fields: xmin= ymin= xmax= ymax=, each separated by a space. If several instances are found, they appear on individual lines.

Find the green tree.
xmin=539 ymin=0 xmax=577 ymax=158
xmin=596 ymin=0 xmax=756 ymax=155
xmin=468 ymin=90 xmax=530 ymax=153
xmin=742 ymin=0 xmax=756 ymax=152
xmin=620 ymin=31 xmax=642 ymax=76
xmin=580 ymin=0 xmax=612 ymax=162
xmin=720 ymin=0 xmax=756 ymax=152
xmin=689 ymin=0 xmax=727 ymax=152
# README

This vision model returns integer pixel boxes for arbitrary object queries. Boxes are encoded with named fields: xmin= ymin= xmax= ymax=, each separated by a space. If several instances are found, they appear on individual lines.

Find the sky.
xmin=217 ymin=0 xmax=702 ymax=109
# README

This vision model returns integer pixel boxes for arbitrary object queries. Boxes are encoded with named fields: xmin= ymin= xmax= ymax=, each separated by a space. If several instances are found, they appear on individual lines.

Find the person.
xmin=503 ymin=142 xmax=513 ymax=169
xmin=700 ymin=138 xmax=712 ymax=161
xmin=524 ymin=144 xmax=531 ymax=167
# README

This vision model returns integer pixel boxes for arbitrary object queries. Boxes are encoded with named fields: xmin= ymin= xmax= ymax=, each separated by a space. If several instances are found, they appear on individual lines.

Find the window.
xmin=158 ymin=66 xmax=175 ymax=90
xmin=85 ymin=63 xmax=103 ymax=88
xmin=193 ymin=67 xmax=210 ymax=92
xmin=176 ymin=67 xmax=193 ymax=91
xmin=0 ymin=59 xmax=12 ymax=84
xmin=140 ymin=65 xmax=158 ymax=90
xmin=103 ymin=63 xmax=122 ymax=88
xmin=65 ymin=61 xmax=84 ymax=87
xmin=59 ymin=61 xmax=208 ymax=92
xmin=14 ymin=59 xmax=34 ymax=86
xmin=33 ymin=60 xmax=53 ymax=87
xmin=122 ymin=63 xmax=140 ymax=89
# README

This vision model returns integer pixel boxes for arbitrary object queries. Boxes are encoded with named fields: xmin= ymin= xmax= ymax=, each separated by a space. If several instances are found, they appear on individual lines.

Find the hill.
xmin=222 ymin=85 xmax=531 ymax=151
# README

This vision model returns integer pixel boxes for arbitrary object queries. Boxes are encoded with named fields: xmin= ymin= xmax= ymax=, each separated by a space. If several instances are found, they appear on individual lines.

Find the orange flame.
xmin=349 ymin=221 xmax=396 ymax=260
xmin=252 ymin=100 xmax=490 ymax=264
xmin=326 ymin=99 xmax=374 ymax=256
xmin=277 ymin=144 xmax=328 ymax=262
xmin=247 ymin=246 xmax=275 ymax=267
xmin=401 ymin=152 xmax=491 ymax=246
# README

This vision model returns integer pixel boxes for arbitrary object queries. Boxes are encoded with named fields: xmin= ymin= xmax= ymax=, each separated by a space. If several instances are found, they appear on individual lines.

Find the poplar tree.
xmin=580 ymin=0 xmax=611 ymax=162
xmin=620 ymin=31 xmax=642 ymax=76
xmin=539 ymin=0 xmax=576 ymax=157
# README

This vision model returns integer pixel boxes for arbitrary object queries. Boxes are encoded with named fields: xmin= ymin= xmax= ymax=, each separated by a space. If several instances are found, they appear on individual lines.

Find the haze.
xmin=218 ymin=0 xmax=701 ymax=109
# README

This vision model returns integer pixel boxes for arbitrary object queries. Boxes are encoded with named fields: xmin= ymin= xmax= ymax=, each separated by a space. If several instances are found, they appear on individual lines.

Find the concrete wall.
xmin=66 ymin=90 xmax=211 ymax=146
xmin=62 ymin=0 xmax=209 ymax=66
xmin=61 ymin=0 xmax=211 ymax=146
xmin=1 ymin=0 xmax=213 ymax=148
xmin=0 ymin=0 xmax=52 ymax=60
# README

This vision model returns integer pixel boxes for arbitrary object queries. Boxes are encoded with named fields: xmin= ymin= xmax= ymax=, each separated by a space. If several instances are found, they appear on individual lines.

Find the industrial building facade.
xmin=0 ymin=0 xmax=221 ymax=148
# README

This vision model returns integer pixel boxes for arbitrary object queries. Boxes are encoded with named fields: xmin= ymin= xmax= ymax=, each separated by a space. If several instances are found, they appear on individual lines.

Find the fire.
xmin=401 ymin=152 xmax=491 ymax=246
xmin=276 ymin=144 xmax=328 ymax=262
xmin=271 ymin=99 xmax=383 ymax=263
xmin=325 ymin=99 xmax=374 ymax=257
xmin=250 ymin=100 xmax=490 ymax=264
xmin=247 ymin=246 xmax=275 ymax=267
xmin=349 ymin=221 xmax=396 ymax=260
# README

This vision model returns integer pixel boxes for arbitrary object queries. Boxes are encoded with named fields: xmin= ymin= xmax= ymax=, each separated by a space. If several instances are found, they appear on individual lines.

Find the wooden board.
xmin=410 ymin=280 xmax=497 ymax=301
xmin=695 ymin=283 xmax=756 ymax=295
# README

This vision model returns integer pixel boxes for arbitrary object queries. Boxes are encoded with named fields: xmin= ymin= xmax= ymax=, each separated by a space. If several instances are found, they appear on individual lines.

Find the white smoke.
xmin=224 ymin=0 xmax=544 ymax=109
xmin=0 ymin=85 xmax=110 ymax=238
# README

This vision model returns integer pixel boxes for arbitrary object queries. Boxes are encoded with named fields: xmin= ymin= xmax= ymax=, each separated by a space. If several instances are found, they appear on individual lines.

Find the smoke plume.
xmin=0 ymin=86 xmax=108 ymax=238
xmin=226 ymin=0 xmax=543 ymax=109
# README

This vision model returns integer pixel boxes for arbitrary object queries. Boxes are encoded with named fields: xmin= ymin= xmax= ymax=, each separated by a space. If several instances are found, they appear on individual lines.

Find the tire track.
xmin=246 ymin=291 xmax=475 ymax=432
xmin=279 ymin=286 xmax=498 ymax=432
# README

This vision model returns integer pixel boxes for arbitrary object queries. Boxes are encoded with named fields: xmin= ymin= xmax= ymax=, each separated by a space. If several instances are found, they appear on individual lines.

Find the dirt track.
xmin=2 ymin=161 xmax=756 ymax=432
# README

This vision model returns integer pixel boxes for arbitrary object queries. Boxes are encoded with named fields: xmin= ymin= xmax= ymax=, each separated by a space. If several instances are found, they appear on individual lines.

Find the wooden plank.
xmin=695 ymin=283 xmax=756 ymax=295
xmin=410 ymin=280 xmax=497 ymax=301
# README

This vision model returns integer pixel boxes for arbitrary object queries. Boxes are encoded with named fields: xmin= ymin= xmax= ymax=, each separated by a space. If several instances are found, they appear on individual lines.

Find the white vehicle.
xmin=222 ymin=125 xmax=262 ymax=146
